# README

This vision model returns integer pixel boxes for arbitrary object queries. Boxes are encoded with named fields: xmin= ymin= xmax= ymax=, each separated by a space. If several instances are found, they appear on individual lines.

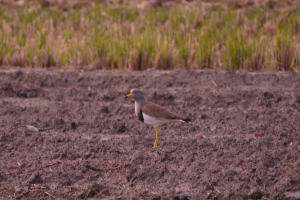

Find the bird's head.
xmin=125 ymin=88 xmax=144 ymax=101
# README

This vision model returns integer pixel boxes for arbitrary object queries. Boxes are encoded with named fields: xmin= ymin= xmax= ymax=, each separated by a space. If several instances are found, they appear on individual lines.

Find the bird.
xmin=125 ymin=88 xmax=191 ymax=148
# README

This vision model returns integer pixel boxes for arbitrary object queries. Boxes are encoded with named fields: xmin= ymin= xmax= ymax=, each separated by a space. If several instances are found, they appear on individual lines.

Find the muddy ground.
xmin=0 ymin=69 xmax=300 ymax=199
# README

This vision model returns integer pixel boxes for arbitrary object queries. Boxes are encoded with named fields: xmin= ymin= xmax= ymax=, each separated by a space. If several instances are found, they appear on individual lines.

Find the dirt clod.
xmin=248 ymin=187 xmax=263 ymax=199
xmin=28 ymin=173 xmax=43 ymax=184
xmin=100 ymin=106 xmax=109 ymax=113
xmin=284 ymin=190 xmax=300 ymax=199
xmin=116 ymin=124 xmax=127 ymax=133
xmin=71 ymin=122 xmax=78 ymax=130
xmin=201 ymin=114 xmax=208 ymax=119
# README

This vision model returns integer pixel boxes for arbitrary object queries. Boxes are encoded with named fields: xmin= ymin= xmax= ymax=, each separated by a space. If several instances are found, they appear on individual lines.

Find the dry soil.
xmin=0 ymin=69 xmax=300 ymax=199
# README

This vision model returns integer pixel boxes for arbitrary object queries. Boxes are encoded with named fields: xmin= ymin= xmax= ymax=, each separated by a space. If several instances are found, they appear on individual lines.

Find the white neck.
xmin=135 ymin=101 xmax=141 ymax=116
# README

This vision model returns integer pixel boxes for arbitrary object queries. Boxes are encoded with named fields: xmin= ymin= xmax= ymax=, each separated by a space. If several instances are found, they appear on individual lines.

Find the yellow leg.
xmin=154 ymin=127 xmax=159 ymax=148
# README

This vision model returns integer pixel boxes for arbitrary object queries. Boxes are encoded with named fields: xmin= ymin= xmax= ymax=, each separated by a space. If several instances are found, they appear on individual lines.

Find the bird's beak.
xmin=125 ymin=93 xmax=133 ymax=99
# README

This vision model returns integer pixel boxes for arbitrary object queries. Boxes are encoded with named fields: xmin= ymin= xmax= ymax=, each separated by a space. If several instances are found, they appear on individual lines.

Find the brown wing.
xmin=141 ymin=101 xmax=186 ymax=120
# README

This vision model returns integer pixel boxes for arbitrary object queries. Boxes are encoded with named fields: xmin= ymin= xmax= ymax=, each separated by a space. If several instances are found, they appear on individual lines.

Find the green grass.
xmin=0 ymin=2 xmax=299 ymax=70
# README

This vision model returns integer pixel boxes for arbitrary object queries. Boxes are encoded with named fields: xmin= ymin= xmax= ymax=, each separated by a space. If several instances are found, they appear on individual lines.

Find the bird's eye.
xmin=134 ymin=92 xmax=137 ymax=94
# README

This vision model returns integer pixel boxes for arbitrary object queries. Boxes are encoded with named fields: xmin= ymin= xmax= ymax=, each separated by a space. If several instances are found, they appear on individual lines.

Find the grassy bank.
xmin=0 ymin=1 xmax=300 ymax=70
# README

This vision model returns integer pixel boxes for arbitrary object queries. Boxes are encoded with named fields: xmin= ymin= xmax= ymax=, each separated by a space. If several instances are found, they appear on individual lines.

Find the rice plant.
xmin=0 ymin=1 xmax=299 ymax=70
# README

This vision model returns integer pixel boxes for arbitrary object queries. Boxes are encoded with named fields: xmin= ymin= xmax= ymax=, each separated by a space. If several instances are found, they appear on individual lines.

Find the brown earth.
xmin=0 ymin=69 xmax=300 ymax=199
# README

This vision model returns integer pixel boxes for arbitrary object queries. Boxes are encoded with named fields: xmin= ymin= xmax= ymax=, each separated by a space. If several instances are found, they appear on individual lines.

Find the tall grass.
xmin=0 ymin=2 xmax=299 ymax=70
